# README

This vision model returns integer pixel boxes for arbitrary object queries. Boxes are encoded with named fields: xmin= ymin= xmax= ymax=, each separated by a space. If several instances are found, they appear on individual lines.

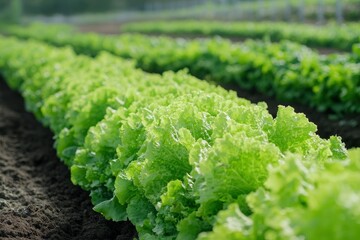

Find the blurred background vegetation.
xmin=0 ymin=0 xmax=359 ymax=25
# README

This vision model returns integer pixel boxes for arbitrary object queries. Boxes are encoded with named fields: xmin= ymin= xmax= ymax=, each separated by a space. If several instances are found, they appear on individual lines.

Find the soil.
xmin=0 ymin=78 xmax=137 ymax=240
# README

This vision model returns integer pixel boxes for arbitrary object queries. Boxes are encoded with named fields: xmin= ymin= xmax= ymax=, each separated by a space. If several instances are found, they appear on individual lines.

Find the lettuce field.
xmin=0 ymin=21 xmax=359 ymax=240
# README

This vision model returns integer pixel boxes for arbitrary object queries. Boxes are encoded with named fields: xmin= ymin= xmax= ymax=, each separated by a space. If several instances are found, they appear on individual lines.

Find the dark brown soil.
xmin=0 ymin=78 xmax=137 ymax=240
xmin=222 ymin=83 xmax=359 ymax=148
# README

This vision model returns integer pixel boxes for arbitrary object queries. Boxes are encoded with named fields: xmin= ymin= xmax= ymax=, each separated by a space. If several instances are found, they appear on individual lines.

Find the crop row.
xmin=5 ymin=24 xmax=360 ymax=115
xmin=1 ymin=36 xmax=359 ymax=239
xmin=122 ymin=21 xmax=360 ymax=51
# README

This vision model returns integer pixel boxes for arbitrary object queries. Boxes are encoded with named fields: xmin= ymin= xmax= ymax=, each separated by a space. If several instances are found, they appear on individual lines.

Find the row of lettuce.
xmin=122 ymin=21 xmax=360 ymax=51
xmin=1 ymin=36 xmax=359 ymax=239
xmin=4 ymin=24 xmax=360 ymax=116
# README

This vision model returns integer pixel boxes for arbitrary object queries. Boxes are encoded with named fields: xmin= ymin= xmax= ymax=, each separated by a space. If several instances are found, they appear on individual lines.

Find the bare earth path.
xmin=0 ymin=78 xmax=136 ymax=240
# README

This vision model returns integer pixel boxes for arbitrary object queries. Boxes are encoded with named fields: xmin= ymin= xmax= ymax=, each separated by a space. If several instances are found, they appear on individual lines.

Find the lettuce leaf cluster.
xmin=122 ymin=21 xmax=360 ymax=51
xmin=5 ymin=23 xmax=360 ymax=115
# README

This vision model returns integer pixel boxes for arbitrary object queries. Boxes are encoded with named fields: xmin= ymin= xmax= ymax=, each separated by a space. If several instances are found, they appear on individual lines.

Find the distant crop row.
xmin=122 ymin=21 xmax=360 ymax=51
xmin=5 ymin=24 xmax=360 ymax=115
xmin=1 ymin=36 xmax=359 ymax=239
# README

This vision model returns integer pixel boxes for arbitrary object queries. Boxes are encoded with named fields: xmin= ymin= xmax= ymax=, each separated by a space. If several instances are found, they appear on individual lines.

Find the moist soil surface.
xmin=0 ymin=78 xmax=137 ymax=240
